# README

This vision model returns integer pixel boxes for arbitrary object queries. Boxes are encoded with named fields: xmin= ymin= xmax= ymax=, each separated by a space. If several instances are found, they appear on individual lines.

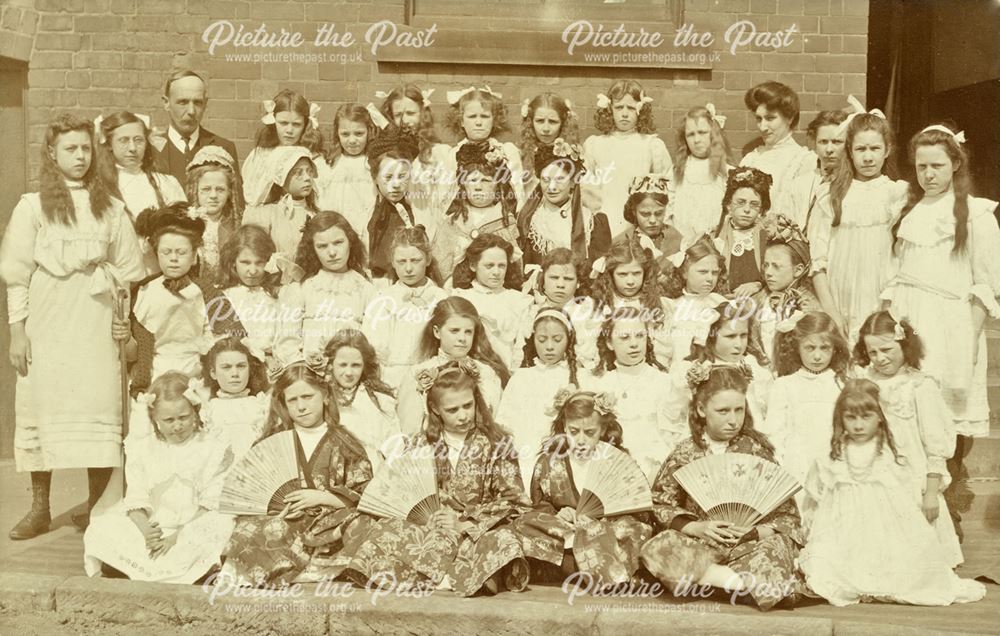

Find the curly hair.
xmin=521 ymin=308 xmax=579 ymax=387
xmin=378 ymin=84 xmax=440 ymax=163
xmin=853 ymin=310 xmax=924 ymax=370
xmin=536 ymin=247 xmax=589 ymax=299
xmin=254 ymin=89 xmax=314 ymax=149
xmin=686 ymin=299 xmax=769 ymax=367
xmin=144 ymin=371 xmax=204 ymax=441
xmin=187 ymin=162 xmax=239 ymax=224
xmin=518 ymin=92 xmax=580 ymax=175
xmin=593 ymin=306 xmax=666 ymax=375
xmin=39 ymin=113 xmax=113 ymax=225
xmin=806 ymin=109 xmax=849 ymax=142
xmin=830 ymin=379 xmax=904 ymax=463
xmin=744 ymin=81 xmax=800 ymax=128
xmin=663 ymin=234 xmax=729 ymax=299
xmin=294 ymin=211 xmax=368 ymax=280
xmin=323 ymin=329 xmax=395 ymax=409
xmin=416 ymin=296 xmax=511 ymax=387
xmin=894 ymin=123 xmax=972 ymax=254
xmin=324 ymin=103 xmax=377 ymax=165
xmin=715 ymin=167 xmax=773 ymax=235
xmin=623 ymin=191 xmax=668 ymax=226
xmin=829 ymin=113 xmax=897 ymax=227
xmin=688 ymin=366 xmax=772 ymax=452
xmin=445 ymin=144 xmax=518 ymax=227
xmin=216 ymin=224 xmax=280 ymax=296
xmin=772 ymin=311 xmax=850 ymax=382
xmin=589 ymin=238 xmax=663 ymax=319
xmin=388 ymin=225 xmax=445 ymax=286
xmin=673 ymin=106 xmax=732 ymax=187
xmin=451 ymin=232 xmax=524 ymax=290
xmin=593 ymin=80 xmax=656 ymax=135
xmin=201 ymin=336 xmax=269 ymax=397
xmin=541 ymin=392 xmax=625 ymax=460
xmin=446 ymin=88 xmax=510 ymax=138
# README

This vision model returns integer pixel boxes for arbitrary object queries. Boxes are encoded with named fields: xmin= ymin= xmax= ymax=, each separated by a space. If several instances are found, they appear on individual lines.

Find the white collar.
xmin=471 ymin=280 xmax=505 ymax=295
xmin=168 ymin=126 xmax=200 ymax=152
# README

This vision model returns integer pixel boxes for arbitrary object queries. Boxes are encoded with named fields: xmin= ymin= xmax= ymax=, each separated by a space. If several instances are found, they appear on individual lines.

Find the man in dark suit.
xmin=152 ymin=70 xmax=242 ymax=207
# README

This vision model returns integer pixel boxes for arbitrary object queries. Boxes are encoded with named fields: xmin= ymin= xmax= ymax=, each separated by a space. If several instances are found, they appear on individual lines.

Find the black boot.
xmin=504 ymin=557 xmax=530 ymax=593
xmin=73 ymin=467 xmax=113 ymax=530
xmin=9 ymin=471 xmax=52 ymax=540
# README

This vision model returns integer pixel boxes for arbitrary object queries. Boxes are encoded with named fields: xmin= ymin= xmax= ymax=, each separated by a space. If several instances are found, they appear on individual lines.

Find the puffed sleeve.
xmin=807 ymin=189 xmax=833 ymax=275
xmin=122 ymin=438 xmax=153 ymax=512
xmin=913 ymin=375 xmax=956 ymax=479
xmin=157 ymin=173 xmax=188 ymax=205
xmin=648 ymin=135 xmax=674 ymax=175
xmin=968 ymin=198 xmax=1000 ymax=317
xmin=274 ymin=281 xmax=305 ymax=365
xmin=0 ymin=195 xmax=40 ymax=323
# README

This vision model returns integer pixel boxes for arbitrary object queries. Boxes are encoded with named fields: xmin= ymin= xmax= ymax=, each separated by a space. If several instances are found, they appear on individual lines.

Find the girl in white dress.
xmin=323 ymin=330 xmax=402 ymax=473
xmin=199 ymin=337 xmax=270 ymax=463
xmin=2 ymin=114 xmax=145 ymax=540
xmin=184 ymin=145 xmax=240 ymax=288
xmin=242 ymin=89 xmax=320 ymax=207
xmin=855 ymin=311 xmax=963 ymax=566
xmin=84 ymin=372 xmax=235 ymax=583
xmin=497 ymin=308 xmax=581 ymax=486
xmin=451 ymin=233 xmax=534 ymax=371
xmin=578 ymin=307 xmax=677 ymax=481
xmin=739 ymin=82 xmax=816 ymax=211
xmin=670 ymin=104 xmax=733 ymax=239
xmin=583 ymin=79 xmax=673 ymax=234
xmin=242 ymin=146 xmax=320 ymax=283
xmin=809 ymin=111 xmax=908 ymax=343
xmin=274 ymin=212 xmax=375 ymax=365
xmin=315 ymin=104 xmax=378 ymax=237
xmin=361 ymin=226 xmax=448 ymax=388
xmin=799 ymin=379 xmax=986 ymax=607
xmin=881 ymin=124 xmax=1000 ymax=440
xmin=761 ymin=311 xmax=850 ymax=511
xmin=396 ymin=296 xmax=509 ymax=435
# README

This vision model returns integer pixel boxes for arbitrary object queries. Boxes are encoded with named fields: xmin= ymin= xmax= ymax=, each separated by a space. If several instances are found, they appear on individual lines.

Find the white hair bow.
xmin=836 ymin=95 xmax=886 ymax=135
xmin=374 ymin=90 xmax=390 ymax=100
xmin=240 ymin=337 xmax=267 ymax=363
xmin=183 ymin=377 xmax=206 ymax=406
xmin=264 ymin=252 xmax=283 ymax=274
xmin=705 ymin=103 xmax=726 ymax=129
xmin=260 ymin=99 xmax=277 ymax=125
xmin=589 ymin=256 xmax=607 ymax=279
xmin=637 ymin=234 xmax=663 ymax=260
xmin=775 ymin=310 xmax=806 ymax=333
xmin=365 ymin=103 xmax=390 ymax=130
xmin=692 ymin=309 xmax=722 ymax=345
xmin=521 ymin=98 xmax=530 ymax=119
xmin=638 ymin=91 xmax=653 ymax=106
xmin=420 ymin=88 xmax=434 ymax=104
xmin=308 ymin=103 xmax=321 ymax=130
xmin=667 ymin=234 xmax=724 ymax=268
xmin=596 ymin=93 xmax=610 ymax=109
xmin=446 ymin=85 xmax=501 ymax=105
xmin=921 ymin=124 xmax=967 ymax=144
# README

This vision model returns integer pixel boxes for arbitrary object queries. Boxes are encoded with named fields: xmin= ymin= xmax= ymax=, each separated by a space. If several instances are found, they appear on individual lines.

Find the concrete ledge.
xmin=0 ymin=572 xmax=67 ymax=612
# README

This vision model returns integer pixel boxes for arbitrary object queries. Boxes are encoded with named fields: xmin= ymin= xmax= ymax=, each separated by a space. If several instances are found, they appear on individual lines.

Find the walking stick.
xmin=116 ymin=287 xmax=130 ymax=492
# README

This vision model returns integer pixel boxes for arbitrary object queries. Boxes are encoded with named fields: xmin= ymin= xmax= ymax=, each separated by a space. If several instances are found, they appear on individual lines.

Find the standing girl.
xmin=2 ymin=114 xmax=145 ymax=539
xmin=223 ymin=362 xmax=372 ymax=586
xmin=641 ymin=364 xmax=803 ymax=611
xmin=799 ymin=380 xmax=986 ymax=606
xmin=242 ymin=89 xmax=320 ymax=207
xmin=670 ymin=104 xmax=733 ymax=239
xmin=809 ymin=110 xmax=907 ymax=342
xmin=242 ymin=146 xmax=320 ymax=282
xmin=84 ymin=372 xmax=235 ymax=583
xmin=275 ymin=212 xmax=375 ymax=365
xmin=514 ymin=388 xmax=652 ymax=585
xmin=361 ymin=226 xmax=448 ymax=388
xmin=713 ymin=167 xmax=774 ymax=298
xmin=315 ymin=104 xmax=378 ymax=237
xmin=496 ymin=308 xmax=581 ymax=486
xmin=519 ymin=92 xmax=580 ymax=182
xmin=185 ymin=146 xmax=240 ymax=287
xmin=761 ymin=311 xmax=850 ymax=508
xmin=855 ymin=311 xmax=962 ymax=566
xmin=323 ymin=330 xmax=402 ymax=473
xmin=396 ymin=297 xmax=508 ymax=435
xmin=583 ymin=79 xmax=673 ymax=235
xmin=199 ymin=337 xmax=270 ymax=462
xmin=451 ymin=234 xmax=534 ymax=371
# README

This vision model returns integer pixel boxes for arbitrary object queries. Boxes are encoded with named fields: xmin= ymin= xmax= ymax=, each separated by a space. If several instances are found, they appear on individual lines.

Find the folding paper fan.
xmin=672 ymin=452 xmax=800 ymax=528
xmin=218 ymin=430 xmax=304 ymax=516
xmin=576 ymin=442 xmax=653 ymax=519
xmin=358 ymin=448 xmax=440 ymax=525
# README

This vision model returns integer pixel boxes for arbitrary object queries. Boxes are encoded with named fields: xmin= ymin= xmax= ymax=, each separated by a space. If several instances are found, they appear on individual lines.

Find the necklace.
xmin=336 ymin=384 xmax=360 ymax=407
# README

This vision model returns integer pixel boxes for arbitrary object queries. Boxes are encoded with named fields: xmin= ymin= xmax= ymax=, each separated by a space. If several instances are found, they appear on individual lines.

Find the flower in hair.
xmin=415 ymin=366 xmax=440 ymax=394
xmin=775 ymin=310 xmax=806 ymax=334
xmin=762 ymin=214 xmax=806 ymax=244
xmin=183 ymin=377 xmax=206 ymax=406
xmin=685 ymin=360 xmax=714 ymax=390
xmin=484 ymin=138 xmax=506 ymax=165
xmin=520 ymin=99 xmax=530 ymax=119
xmin=591 ymin=391 xmax=617 ymax=416
xmin=552 ymin=137 xmax=582 ymax=162
xmin=545 ymin=386 xmax=578 ymax=418
xmin=893 ymin=322 xmax=906 ymax=341
xmin=136 ymin=392 xmax=156 ymax=408
xmin=304 ymin=350 xmax=329 ymax=376
xmin=596 ymin=93 xmax=611 ymax=110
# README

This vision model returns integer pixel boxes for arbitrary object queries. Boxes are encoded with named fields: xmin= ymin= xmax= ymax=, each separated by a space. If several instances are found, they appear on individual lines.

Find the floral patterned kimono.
xmin=332 ymin=431 xmax=528 ymax=596
xmin=223 ymin=429 xmax=373 ymax=586
xmin=640 ymin=434 xmax=804 ymax=610
xmin=514 ymin=453 xmax=652 ymax=584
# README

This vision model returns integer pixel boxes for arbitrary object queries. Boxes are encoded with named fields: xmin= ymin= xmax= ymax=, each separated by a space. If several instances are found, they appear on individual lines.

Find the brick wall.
xmin=10 ymin=0 xmax=869 ymax=187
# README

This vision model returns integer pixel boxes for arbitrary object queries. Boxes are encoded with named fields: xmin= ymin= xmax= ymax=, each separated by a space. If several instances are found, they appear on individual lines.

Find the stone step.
xmin=947 ymin=479 xmax=1000 ymax=526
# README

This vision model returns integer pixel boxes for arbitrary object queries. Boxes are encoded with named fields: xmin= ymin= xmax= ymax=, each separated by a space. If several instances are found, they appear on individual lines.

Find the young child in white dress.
xmin=451 ymin=233 xmax=533 ymax=371
xmin=761 ymin=311 xmax=850 ymax=510
xmin=199 ymin=337 xmax=270 ymax=463
xmin=361 ymin=226 xmax=448 ymax=388
xmin=670 ymin=104 xmax=732 ymax=239
xmin=184 ymin=145 xmax=240 ymax=287
xmin=809 ymin=111 xmax=908 ymax=343
xmin=855 ymin=311 xmax=963 ymax=567
xmin=583 ymin=79 xmax=673 ymax=234
xmin=242 ymin=89 xmax=320 ymax=207
xmin=799 ymin=379 xmax=986 ymax=607
xmin=274 ymin=212 xmax=375 ymax=365
xmin=496 ymin=308 xmax=581 ymax=486
xmin=84 ymin=372 xmax=235 ymax=583
xmin=315 ymin=103 xmax=378 ymax=237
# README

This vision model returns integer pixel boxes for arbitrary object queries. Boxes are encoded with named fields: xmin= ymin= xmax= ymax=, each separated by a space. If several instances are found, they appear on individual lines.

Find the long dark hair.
xmin=829 ymin=113 xmax=897 ymax=227
xmin=689 ymin=366 xmax=772 ymax=452
xmin=541 ymin=391 xmax=625 ymax=459
xmin=451 ymin=233 xmax=523 ymax=290
xmin=254 ymin=89 xmax=314 ymax=149
xmin=39 ymin=113 xmax=114 ymax=225
xmin=518 ymin=92 xmax=579 ymax=174
xmin=216 ymin=224 xmax=280 ymax=297
xmin=416 ymin=296 xmax=510 ymax=386
xmin=830 ymin=379 xmax=903 ymax=463
xmin=593 ymin=306 xmax=666 ymax=375
xmin=323 ymin=329 xmax=395 ymax=410
xmin=97 ymin=111 xmax=165 ymax=212
xmin=853 ymin=310 xmax=923 ymax=370
xmin=378 ymin=84 xmax=440 ymax=163
xmin=294 ymin=211 xmax=369 ymax=280
xmin=686 ymin=300 xmax=769 ymax=367
xmin=201 ymin=336 xmax=269 ymax=397
xmin=772 ymin=311 xmax=850 ymax=383
xmin=521 ymin=308 xmax=579 ymax=387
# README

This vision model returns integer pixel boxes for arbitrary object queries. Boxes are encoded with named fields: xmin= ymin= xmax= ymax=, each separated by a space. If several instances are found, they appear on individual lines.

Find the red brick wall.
xmin=10 ymin=0 xmax=869 ymax=187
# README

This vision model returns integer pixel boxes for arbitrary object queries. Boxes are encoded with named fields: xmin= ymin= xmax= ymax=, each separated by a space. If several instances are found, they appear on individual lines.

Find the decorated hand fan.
xmin=672 ymin=452 xmax=800 ymax=528
xmin=359 ymin=449 xmax=440 ymax=525
xmin=219 ymin=430 xmax=305 ymax=516
xmin=576 ymin=442 xmax=653 ymax=519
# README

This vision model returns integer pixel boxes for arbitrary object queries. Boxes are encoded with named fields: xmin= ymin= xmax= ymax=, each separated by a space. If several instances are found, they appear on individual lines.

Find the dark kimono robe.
xmin=223 ymin=429 xmax=373 ymax=586
xmin=514 ymin=453 xmax=652 ymax=584
xmin=639 ymin=434 xmax=804 ymax=610
xmin=331 ymin=431 xmax=529 ymax=596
